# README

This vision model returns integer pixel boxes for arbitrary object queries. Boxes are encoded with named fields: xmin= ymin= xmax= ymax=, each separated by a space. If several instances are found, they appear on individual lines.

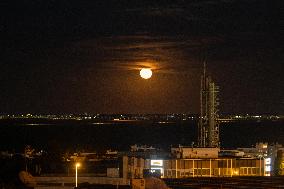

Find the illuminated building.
xmin=161 ymin=157 xmax=265 ymax=178
xmin=237 ymin=142 xmax=284 ymax=176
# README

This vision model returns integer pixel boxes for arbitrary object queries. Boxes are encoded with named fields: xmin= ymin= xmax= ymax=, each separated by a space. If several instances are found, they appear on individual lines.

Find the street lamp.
xmin=75 ymin=163 xmax=80 ymax=187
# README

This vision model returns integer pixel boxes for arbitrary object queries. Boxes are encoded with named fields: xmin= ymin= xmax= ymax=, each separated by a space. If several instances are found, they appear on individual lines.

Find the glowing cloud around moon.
xmin=140 ymin=68 xmax=152 ymax=79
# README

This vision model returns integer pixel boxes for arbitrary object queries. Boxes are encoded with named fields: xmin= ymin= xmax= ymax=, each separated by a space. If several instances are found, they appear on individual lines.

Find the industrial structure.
xmin=198 ymin=62 xmax=220 ymax=148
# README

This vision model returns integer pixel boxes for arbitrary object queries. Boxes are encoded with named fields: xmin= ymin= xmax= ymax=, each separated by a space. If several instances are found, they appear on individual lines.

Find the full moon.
xmin=140 ymin=68 xmax=152 ymax=79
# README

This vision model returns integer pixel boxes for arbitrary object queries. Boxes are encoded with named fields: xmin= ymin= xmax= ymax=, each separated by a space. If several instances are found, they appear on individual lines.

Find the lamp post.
xmin=75 ymin=163 xmax=80 ymax=187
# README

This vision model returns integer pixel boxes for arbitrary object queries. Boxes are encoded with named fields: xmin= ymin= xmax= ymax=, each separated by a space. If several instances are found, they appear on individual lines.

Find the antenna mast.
xmin=198 ymin=61 xmax=220 ymax=148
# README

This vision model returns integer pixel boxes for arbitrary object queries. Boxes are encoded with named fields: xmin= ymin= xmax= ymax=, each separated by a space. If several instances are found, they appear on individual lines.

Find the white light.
xmin=151 ymin=160 xmax=163 ymax=166
xmin=150 ymin=168 xmax=164 ymax=178
xmin=265 ymin=158 xmax=271 ymax=164
xmin=265 ymin=166 xmax=271 ymax=172
xmin=140 ymin=68 xmax=152 ymax=79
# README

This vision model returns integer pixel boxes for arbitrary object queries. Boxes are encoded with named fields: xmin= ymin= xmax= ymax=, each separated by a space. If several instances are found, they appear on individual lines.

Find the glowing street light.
xmin=75 ymin=163 xmax=80 ymax=187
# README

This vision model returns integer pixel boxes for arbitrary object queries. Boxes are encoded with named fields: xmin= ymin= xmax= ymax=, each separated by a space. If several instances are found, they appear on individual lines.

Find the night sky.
xmin=1 ymin=0 xmax=283 ymax=114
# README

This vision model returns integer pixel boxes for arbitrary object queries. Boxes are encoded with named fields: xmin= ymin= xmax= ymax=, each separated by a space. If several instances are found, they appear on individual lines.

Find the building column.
xmin=175 ymin=159 xmax=178 ymax=178
xmin=193 ymin=159 xmax=195 ymax=178
xmin=210 ymin=159 xmax=212 ymax=177
xmin=230 ymin=159 xmax=233 ymax=177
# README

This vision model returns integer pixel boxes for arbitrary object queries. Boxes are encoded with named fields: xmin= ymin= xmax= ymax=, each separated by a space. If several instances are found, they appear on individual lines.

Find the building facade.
xmin=150 ymin=158 xmax=265 ymax=178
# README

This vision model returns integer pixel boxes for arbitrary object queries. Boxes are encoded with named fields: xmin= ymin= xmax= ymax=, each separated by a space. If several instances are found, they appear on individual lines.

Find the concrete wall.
xmin=123 ymin=156 xmax=146 ymax=179
xmin=35 ymin=176 xmax=129 ymax=187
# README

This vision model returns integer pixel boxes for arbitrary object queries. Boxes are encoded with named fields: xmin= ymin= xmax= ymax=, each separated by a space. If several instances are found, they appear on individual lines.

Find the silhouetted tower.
xmin=198 ymin=62 xmax=220 ymax=147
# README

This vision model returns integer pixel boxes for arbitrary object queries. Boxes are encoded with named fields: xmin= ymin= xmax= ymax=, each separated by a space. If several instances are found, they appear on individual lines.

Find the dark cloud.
xmin=0 ymin=0 xmax=283 ymax=114
xmin=55 ymin=35 xmax=223 ymax=72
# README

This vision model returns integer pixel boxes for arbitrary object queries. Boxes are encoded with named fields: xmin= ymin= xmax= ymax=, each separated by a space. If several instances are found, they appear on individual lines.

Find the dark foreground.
xmin=164 ymin=177 xmax=284 ymax=189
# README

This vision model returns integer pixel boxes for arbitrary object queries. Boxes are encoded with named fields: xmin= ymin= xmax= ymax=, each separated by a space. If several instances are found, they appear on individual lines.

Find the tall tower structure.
xmin=198 ymin=63 xmax=220 ymax=148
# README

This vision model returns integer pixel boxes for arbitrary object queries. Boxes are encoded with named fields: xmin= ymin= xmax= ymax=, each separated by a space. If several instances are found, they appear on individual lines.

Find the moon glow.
xmin=140 ymin=68 xmax=152 ymax=79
